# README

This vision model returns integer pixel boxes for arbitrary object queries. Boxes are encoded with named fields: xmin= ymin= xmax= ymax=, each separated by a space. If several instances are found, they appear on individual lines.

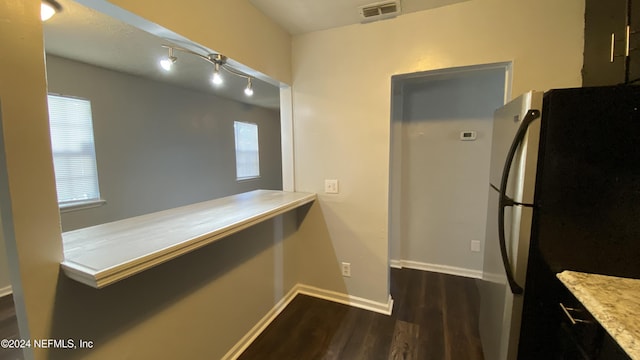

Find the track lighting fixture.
xmin=41 ymin=0 xmax=62 ymax=21
xmin=160 ymin=47 xmax=177 ymax=71
xmin=160 ymin=45 xmax=255 ymax=97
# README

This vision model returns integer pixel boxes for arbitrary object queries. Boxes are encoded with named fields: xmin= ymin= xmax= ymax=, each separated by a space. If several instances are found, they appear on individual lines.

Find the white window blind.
xmin=234 ymin=121 xmax=260 ymax=180
xmin=47 ymin=94 xmax=101 ymax=207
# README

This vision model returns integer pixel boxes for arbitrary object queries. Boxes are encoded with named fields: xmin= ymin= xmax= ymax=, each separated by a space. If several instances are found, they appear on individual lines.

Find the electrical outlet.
xmin=471 ymin=240 xmax=481 ymax=252
xmin=325 ymin=179 xmax=339 ymax=194
xmin=341 ymin=262 xmax=351 ymax=277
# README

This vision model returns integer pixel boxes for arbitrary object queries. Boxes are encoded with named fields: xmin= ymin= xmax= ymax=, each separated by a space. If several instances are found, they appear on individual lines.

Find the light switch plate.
xmin=325 ymin=179 xmax=339 ymax=194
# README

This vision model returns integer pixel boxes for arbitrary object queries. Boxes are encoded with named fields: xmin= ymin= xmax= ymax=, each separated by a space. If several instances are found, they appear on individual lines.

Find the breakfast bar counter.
xmin=61 ymin=190 xmax=316 ymax=289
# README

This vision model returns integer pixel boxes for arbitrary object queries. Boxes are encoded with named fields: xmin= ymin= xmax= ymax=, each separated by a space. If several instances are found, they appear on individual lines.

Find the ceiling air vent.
xmin=359 ymin=1 xmax=402 ymax=23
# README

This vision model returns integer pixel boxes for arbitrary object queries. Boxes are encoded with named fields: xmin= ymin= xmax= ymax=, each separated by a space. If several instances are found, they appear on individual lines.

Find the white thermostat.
xmin=460 ymin=130 xmax=477 ymax=141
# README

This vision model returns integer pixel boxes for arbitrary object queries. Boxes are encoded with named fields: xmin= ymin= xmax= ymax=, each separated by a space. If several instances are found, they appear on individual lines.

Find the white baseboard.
xmin=0 ymin=285 xmax=12 ymax=298
xmin=482 ymin=271 xmax=505 ymax=284
xmin=295 ymin=284 xmax=394 ymax=316
xmin=222 ymin=283 xmax=394 ymax=360
xmin=390 ymin=259 xmax=483 ymax=279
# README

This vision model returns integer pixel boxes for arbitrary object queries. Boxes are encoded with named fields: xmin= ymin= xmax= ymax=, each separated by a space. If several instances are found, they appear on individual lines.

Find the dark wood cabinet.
xmin=597 ymin=332 xmax=630 ymax=360
xmin=628 ymin=1 xmax=640 ymax=82
xmin=582 ymin=0 xmax=640 ymax=85
xmin=556 ymin=286 xmax=631 ymax=360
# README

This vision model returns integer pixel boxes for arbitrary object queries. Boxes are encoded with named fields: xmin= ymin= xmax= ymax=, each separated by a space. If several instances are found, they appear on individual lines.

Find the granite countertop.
xmin=557 ymin=271 xmax=640 ymax=360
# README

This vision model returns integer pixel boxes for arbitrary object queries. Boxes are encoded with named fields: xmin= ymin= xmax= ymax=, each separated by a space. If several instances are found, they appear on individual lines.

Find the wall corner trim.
xmin=222 ymin=283 xmax=394 ymax=360
xmin=391 ymin=259 xmax=483 ymax=279
xmin=221 ymin=285 xmax=299 ymax=360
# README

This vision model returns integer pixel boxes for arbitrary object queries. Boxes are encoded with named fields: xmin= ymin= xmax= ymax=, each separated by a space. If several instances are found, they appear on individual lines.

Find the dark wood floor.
xmin=0 ymin=269 xmax=484 ymax=360
xmin=0 ymin=295 xmax=22 ymax=360
xmin=239 ymin=268 xmax=484 ymax=360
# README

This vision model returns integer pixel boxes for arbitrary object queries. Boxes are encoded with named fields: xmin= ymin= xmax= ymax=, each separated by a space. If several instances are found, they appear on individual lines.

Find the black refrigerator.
xmin=478 ymin=85 xmax=640 ymax=360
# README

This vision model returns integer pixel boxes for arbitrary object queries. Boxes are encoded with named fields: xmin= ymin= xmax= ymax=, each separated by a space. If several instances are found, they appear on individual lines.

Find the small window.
xmin=47 ymin=94 xmax=102 ymax=209
xmin=234 ymin=121 xmax=260 ymax=180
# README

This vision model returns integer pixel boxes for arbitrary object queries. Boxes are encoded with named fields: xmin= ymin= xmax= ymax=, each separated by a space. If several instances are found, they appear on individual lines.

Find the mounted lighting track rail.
xmin=159 ymin=44 xmax=255 ymax=97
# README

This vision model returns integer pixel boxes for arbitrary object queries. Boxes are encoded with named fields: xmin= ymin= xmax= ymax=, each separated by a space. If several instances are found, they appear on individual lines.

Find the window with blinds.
xmin=233 ymin=121 xmax=260 ymax=180
xmin=47 ymin=94 xmax=102 ymax=208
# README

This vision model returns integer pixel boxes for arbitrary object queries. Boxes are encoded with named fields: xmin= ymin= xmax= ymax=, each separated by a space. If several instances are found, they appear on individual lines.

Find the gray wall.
xmin=391 ymin=66 xmax=506 ymax=274
xmin=45 ymin=55 xmax=283 ymax=231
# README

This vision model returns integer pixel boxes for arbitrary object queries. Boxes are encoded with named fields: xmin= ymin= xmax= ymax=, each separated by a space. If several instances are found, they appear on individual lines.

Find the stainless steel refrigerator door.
xmin=479 ymin=187 xmax=516 ymax=360
xmin=479 ymin=91 xmax=542 ymax=360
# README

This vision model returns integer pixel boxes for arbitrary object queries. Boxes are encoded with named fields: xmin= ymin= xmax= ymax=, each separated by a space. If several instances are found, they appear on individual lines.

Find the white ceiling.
xmin=43 ymin=0 xmax=281 ymax=109
xmin=249 ymin=0 xmax=470 ymax=35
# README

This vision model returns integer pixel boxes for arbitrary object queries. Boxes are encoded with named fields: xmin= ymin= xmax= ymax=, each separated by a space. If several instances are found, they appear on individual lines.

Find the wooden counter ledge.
xmin=61 ymin=190 xmax=316 ymax=288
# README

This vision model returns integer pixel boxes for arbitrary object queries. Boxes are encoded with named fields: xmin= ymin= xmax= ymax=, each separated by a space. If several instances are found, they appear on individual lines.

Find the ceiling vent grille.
xmin=359 ymin=1 xmax=402 ymax=23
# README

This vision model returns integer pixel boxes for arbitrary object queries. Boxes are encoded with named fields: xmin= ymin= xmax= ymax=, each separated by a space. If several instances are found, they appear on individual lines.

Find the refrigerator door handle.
xmin=498 ymin=109 xmax=541 ymax=295
xmin=491 ymin=184 xmax=535 ymax=208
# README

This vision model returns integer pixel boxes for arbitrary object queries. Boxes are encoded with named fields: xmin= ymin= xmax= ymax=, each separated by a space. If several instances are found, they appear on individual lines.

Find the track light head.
xmin=212 ymin=63 xmax=223 ymax=85
xmin=160 ymin=48 xmax=177 ymax=71
xmin=244 ymin=78 xmax=254 ymax=97
xmin=160 ymin=57 xmax=177 ymax=71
